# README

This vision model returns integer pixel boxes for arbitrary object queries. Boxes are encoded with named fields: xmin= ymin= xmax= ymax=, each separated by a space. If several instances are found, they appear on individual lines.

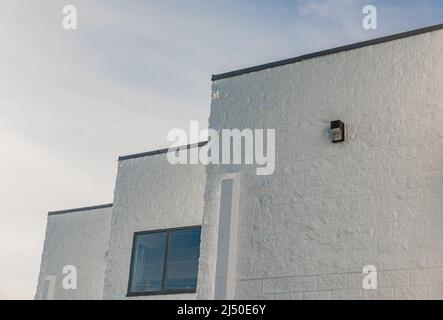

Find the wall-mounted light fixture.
xmin=331 ymin=120 xmax=345 ymax=143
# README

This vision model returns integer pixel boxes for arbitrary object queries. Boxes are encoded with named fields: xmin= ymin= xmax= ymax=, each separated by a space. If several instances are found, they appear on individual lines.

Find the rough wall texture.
xmin=103 ymin=151 xmax=206 ymax=300
xmin=197 ymin=29 xmax=443 ymax=300
xmin=35 ymin=207 xmax=112 ymax=300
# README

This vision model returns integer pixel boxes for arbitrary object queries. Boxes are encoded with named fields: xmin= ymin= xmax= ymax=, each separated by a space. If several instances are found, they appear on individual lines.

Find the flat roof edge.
xmin=118 ymin=141 xmax=209 ymax=161
xmin=48 ymin=203 xmax=113 ymax=216
xmin=212 ymin=23 xmax=443 ymax=81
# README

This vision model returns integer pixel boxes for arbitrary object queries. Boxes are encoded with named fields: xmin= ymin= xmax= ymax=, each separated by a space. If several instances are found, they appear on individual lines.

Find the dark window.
xmin=127 ymin=226 xmax=201 ymax=296
xmin=129 ymin=231 xmax=167 ymax=293
xmin=165 ymin=228 xmax=201 ymax=290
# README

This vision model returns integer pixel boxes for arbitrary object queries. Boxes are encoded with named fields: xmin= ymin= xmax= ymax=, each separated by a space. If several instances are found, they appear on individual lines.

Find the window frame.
xmin=126 ymin=225 xmax=201 ymax=297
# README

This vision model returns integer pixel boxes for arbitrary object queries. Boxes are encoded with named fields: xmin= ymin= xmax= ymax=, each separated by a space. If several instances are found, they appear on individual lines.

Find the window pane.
xmin=165 ymin=228 xmax=201 ymax=290
xmin=129 ymin=232 xmax=166 ymax=293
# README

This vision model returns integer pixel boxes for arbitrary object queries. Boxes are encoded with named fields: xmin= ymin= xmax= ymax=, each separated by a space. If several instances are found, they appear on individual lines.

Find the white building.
xmin=36 ymin=24 xmax=443 ymax=300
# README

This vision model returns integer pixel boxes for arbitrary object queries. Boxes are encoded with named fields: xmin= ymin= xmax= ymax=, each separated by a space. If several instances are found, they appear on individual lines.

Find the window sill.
xmin=126 ymin=289 xmax=197 ymax=297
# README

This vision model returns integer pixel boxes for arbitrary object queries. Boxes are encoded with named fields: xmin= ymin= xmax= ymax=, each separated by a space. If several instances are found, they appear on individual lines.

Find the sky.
xmin=0 ymin=0 xmax=442 ymax=299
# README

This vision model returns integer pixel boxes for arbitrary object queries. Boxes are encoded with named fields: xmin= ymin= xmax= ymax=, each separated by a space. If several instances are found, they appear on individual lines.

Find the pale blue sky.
xmin=0 ymin=0 xmax=441 ymax=299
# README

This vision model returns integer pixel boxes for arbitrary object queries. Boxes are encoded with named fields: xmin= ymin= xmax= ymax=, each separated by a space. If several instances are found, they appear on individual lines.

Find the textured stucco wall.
xmin=197 ymin=29 xmax=443 ymax=300
xmin=103 ymin=150 xmax=206 ymax=300
xmin=35 ymin=206 xmax=112 ymax=300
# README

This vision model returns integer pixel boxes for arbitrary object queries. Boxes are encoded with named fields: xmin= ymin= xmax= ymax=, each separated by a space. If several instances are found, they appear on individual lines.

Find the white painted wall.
xmin=214 ymin=175 xmax=241 ymax=299
xmin=197 ymin=28 xmax=443 ymax=300
xmin=103 ymin=150 xmax=206 ymax=300
xmin=35 ymin=27 xmax=443 ymax=301
xmin=35 ymin=206 xmax=112 ymax=300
